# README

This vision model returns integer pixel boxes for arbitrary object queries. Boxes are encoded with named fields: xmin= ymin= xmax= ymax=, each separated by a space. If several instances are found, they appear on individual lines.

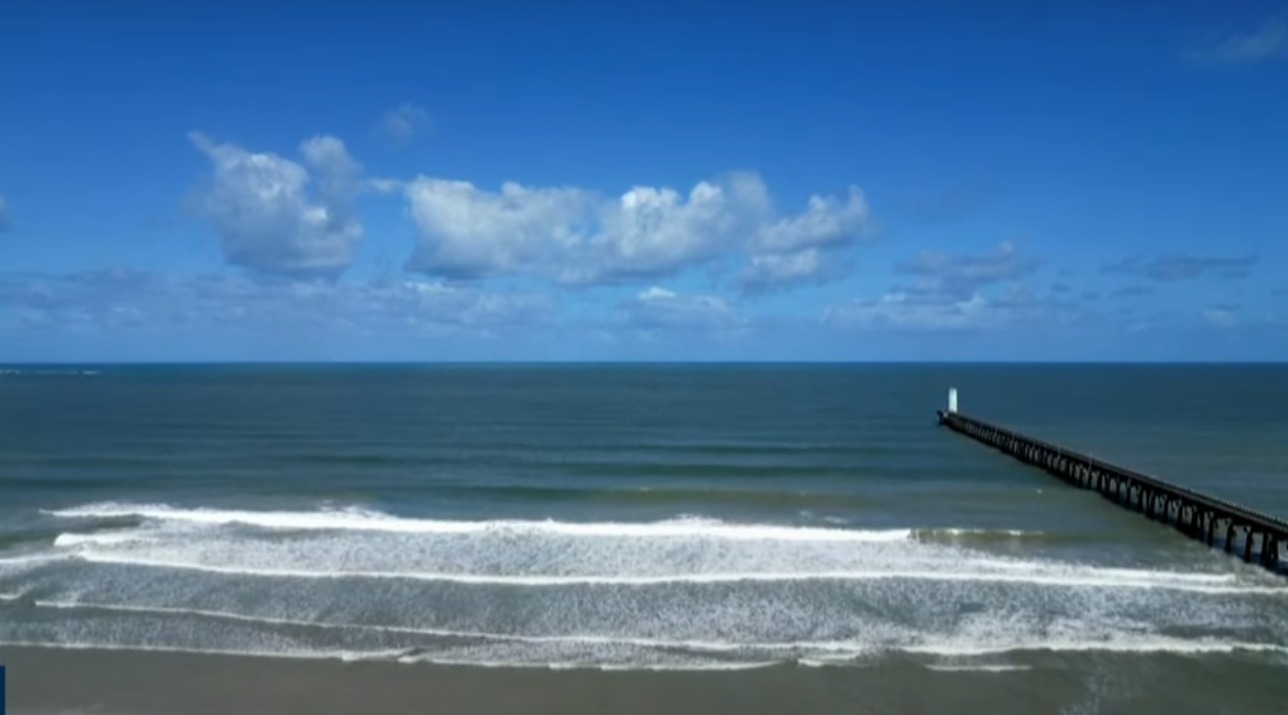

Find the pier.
xmin=937 ymin=389 xmax=1286 ymax=572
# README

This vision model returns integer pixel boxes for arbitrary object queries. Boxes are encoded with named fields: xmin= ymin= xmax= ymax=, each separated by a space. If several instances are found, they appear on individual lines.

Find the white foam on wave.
xmin=0 ymin=553 xmax=69 ymax=569
xmin=924 ymin=528 xmax=1028 ymax=537
xmin=26 ymin=500 xmax=1288 ymax=669
xmin=39 ymin=501 xmax=1284 ymax=598
xmin=46 ymin=503 xmax=912 ymax=542
xmin=33 ymin=599 xmax=753 ymax=652
xmin=395 ymin=656 xmax=781 ymax=671
xmin=58 ymin=547 xmax=1283 ymax=594
xmin=906 ymin=638 xmax=1288 ymax=657
xmin=66 ymin=553 xmax=1276 ymax=593
xmin=0 ymin=639 xmax=375 ymax=663
xmin=54 ymin=532 xmax=151 ymax=548
xmin=0 ymin=638 xmax=774 ymax=671
xmin=24 ymin=599 xmax=1288 ymax=666
xmin=925 ymin=664 xmax=1033 ymax=673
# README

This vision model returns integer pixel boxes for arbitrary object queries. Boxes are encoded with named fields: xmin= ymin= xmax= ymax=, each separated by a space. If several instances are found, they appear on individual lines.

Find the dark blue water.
xmin=1 ymin=365 xmax=1286 ymax=709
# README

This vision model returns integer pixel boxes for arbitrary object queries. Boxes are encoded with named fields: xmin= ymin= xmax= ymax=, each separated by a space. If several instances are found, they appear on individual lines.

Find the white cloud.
xmin=738 ymin=187 xmax=868 ymax=292
xmin=826 ymin=282 xmax=1089 ymax=333
xmin=0 ymin=270 xmax=551 ymax=334
xmin=189 ymin=133 xmax=364 ymax=276
xmin=1198 ymin=13 xmax=1288 ymax=64
xmin=404 ymin=178 xmax=593 ymax=280
xmin=753 ymin=187 xmax=868 ymax=254
xmin=619 ymin=286 xmax=745 ymax=332
xmin=300 ymin=135 xmax=363 ymax=207
xmin=404 ymin=172 xmax=870 ymax=286
xmin=740 ymin=249 xmax=833 ymax=293
xmin=588 ymin=173 xmax=773 ymax=282
xmin=381 ymin=103 xmax=432 ymax=145
xmin=826 ymin=292 xmax=995 ymax=331
xmin=896 ymin=241 xmax=1039 ymax=300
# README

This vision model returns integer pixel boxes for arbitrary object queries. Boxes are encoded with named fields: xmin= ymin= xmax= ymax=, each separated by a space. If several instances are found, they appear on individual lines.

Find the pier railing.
xmin=937 ymin=399 xmax=1284 ymax=572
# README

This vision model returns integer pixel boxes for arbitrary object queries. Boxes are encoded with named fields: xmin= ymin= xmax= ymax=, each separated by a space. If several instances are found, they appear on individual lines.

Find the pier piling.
xmin=938 ymin=391 xmax=1287 ymax=575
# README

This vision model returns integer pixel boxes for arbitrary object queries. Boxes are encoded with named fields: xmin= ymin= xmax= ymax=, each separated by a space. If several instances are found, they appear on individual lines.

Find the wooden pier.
xmin=937 ymin=393 xmax=1285 ymax=572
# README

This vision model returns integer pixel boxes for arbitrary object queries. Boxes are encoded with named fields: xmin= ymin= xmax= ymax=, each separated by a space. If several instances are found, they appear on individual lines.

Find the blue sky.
xmin=1 ymin=0 xmax=1285 ymax=361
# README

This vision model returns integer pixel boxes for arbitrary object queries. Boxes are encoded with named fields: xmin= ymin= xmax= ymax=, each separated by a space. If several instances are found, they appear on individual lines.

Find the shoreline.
xmin=0 ymin=644 xmax=1054 ymax=715
xmin=5 ymin=645 xmax=1288 ymax=715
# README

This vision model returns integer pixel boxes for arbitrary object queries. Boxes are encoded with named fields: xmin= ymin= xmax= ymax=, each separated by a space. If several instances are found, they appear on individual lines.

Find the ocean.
xmin=1 ymin=364 xmax=1286 ymax=714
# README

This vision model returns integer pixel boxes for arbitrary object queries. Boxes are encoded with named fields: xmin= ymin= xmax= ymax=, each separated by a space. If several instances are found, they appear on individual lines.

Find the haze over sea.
xmin=2 ymin=363 xmax=1287 ymax=713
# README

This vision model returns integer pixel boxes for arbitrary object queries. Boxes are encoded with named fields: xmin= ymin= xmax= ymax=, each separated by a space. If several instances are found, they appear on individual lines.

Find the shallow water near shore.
xmin=1 ymin=363 xmax=1287 ymax=712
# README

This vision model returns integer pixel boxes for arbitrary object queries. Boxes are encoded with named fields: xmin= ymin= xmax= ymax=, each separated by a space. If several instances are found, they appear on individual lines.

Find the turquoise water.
xmin=1 ymin=364 xmax=1286 ymax=708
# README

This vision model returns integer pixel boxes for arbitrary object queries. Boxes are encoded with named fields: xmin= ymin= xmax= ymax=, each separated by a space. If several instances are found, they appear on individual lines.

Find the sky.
xmin=1 ymin=0 xmax=1285 ymax=362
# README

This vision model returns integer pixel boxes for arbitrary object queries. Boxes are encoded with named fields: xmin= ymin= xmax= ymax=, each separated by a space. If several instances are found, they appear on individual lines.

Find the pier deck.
xmin=938 ymin=406 xmax=1286 ymax=571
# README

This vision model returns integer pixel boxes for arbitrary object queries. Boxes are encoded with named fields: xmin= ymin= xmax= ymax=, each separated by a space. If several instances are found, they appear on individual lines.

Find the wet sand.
xmin=0 ymin=646 xmax=1064 ymax=715
xmin=6 ymin=646 xmax=1288 ymax=715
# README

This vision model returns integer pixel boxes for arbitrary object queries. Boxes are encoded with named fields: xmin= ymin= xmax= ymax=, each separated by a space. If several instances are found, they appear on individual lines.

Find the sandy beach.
xmin=0 ymin=645 xmax=1060 ymax=715
xmin=7 ymin=644 xmax=1288 ymax=715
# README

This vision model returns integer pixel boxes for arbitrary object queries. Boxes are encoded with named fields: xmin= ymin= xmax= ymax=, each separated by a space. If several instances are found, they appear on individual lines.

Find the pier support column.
xmin=937 ymin=408 xmax=1288 ymax=575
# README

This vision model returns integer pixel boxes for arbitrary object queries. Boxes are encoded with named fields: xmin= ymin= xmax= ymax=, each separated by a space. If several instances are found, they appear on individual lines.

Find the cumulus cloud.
xmin=1196 ymin=13 xmax=1288 ymax=64
xmin=827 ymin=241 xmax=1077 ymax=333
xmin=189 ymin=133 xmax=364 ymax=276
xmin=380 ymin=103 xmax=432 ymax=145
xmin=1101 ymin=253 xmax=1257 ymax=282
xmin=591 ymin=174 xmax=771 ymax=282
xmin=300 ymin=135 xmax=362 ymax=208
xmin=0 ymin=193 xmax=9 ymax=231
xmin=404 ymin=178 xmax=594 ymax=280
xmin=403 ymin=172 xmax=870 ymax=287
xmin=896 ymin=241 xmax=1040 ymax=301
xmin=825 ymin=292 xmax=994 ymax=331
xmin=740 ymin=249 xmax=830 ymax=294
xmin=825 ymin=286 xmax=1087 ymax=333
xmin=752 ymin=187 xmax=869 ymax=254
xmin=741 ymin=188 xmax=869 ymax=291
xmin=0 ymin=269 xmax=551 ymax=334
xmin=618 ymin=286 xmax=745 ymax=332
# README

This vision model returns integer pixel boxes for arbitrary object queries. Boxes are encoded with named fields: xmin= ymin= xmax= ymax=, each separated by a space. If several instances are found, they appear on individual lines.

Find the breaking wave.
xmin=0 ymin=502 xmax=1282 ymax=670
